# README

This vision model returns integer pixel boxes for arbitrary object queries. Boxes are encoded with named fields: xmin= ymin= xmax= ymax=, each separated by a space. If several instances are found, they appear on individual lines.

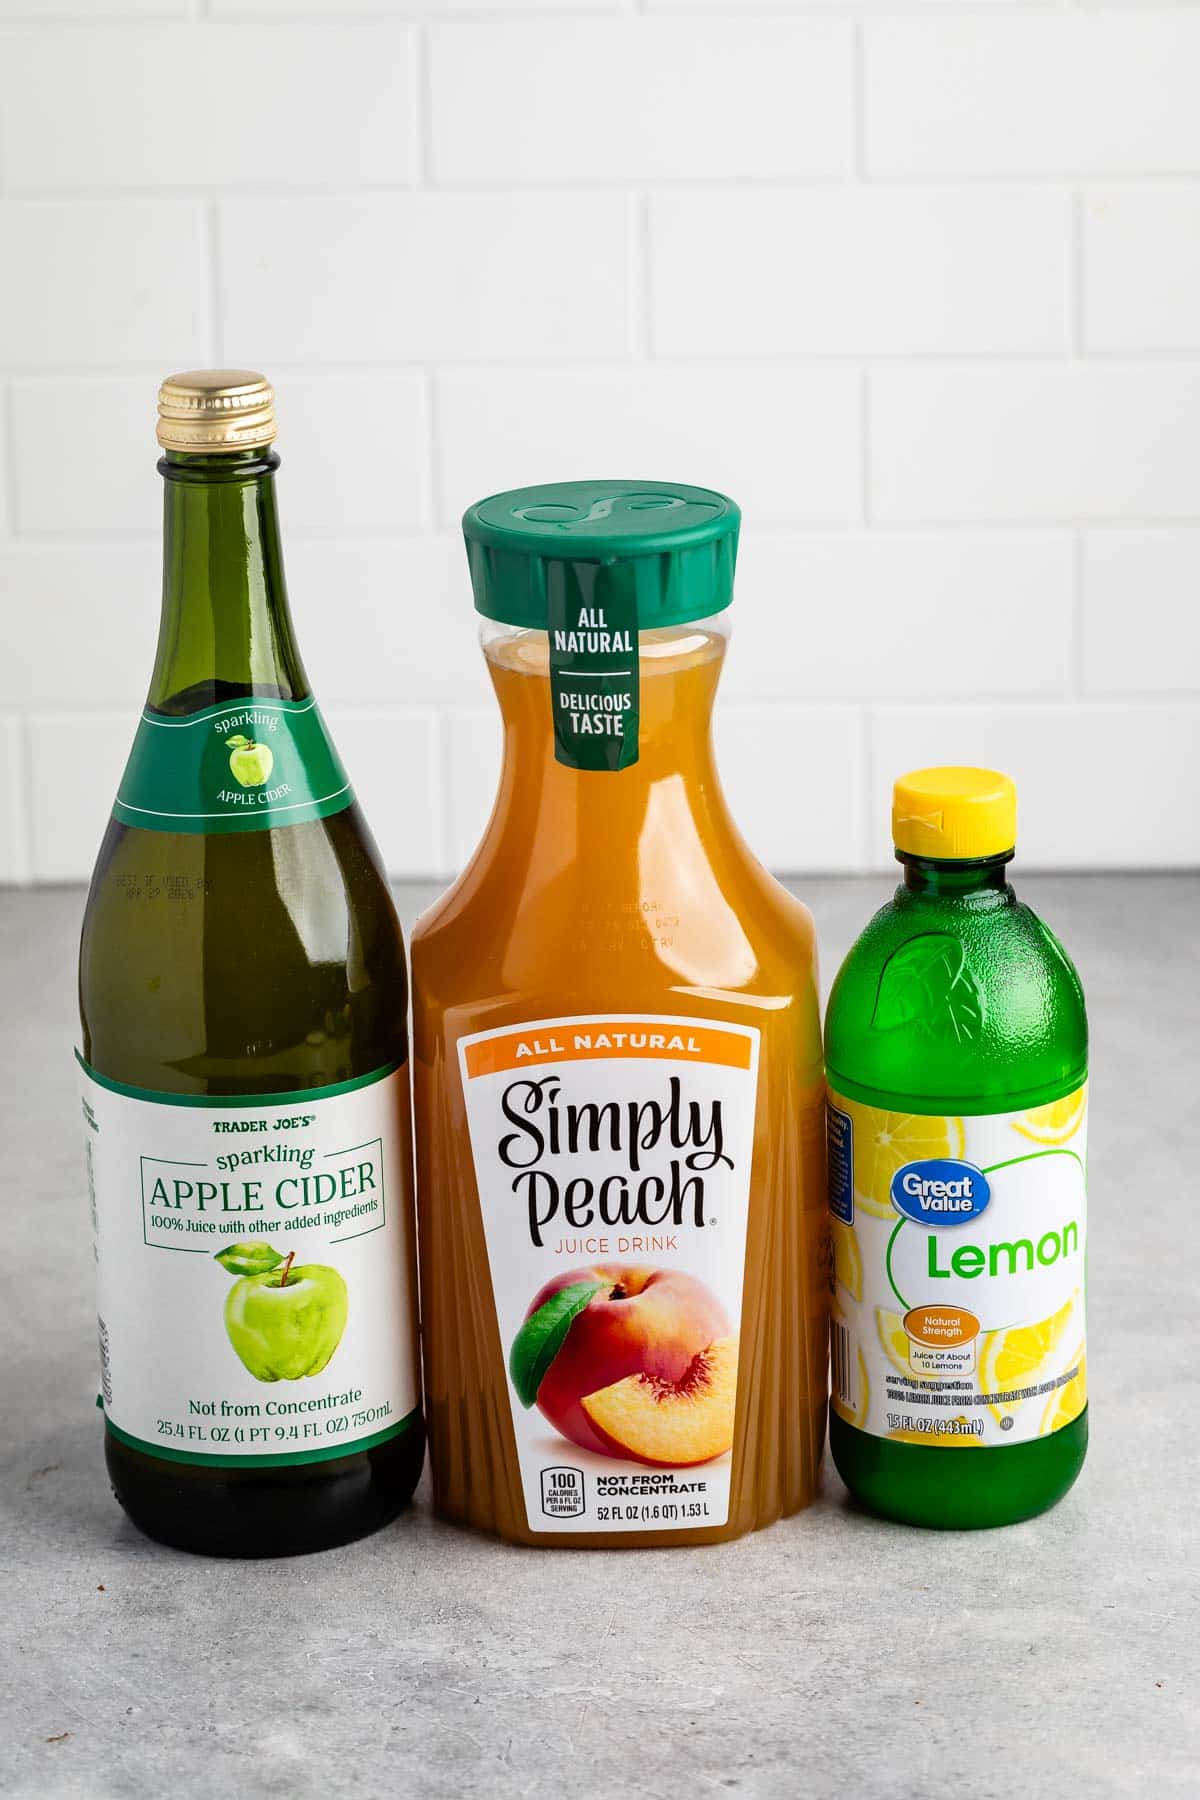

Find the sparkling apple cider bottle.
xmin=78 ymin=372 xmax=424 ymax=1555
xmin=412 ymin=481 xmax=828 ymax=1547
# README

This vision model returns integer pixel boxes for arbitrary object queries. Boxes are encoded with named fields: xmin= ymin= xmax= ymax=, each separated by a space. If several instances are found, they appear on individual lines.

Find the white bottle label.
xmin=827 ymin=1086 xmax=1088 ymax=1448
xmin=458 ymin=1014 xmax=759 ymax=1535
xmin=79 ymin=1058 xmax=420 ymax=1467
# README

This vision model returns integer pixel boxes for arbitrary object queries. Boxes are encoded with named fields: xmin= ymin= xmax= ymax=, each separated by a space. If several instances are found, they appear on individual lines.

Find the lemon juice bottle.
xmin=825 ymin=768 xmax=1087 ymax=1528
xmin=78 ymin=372 xmax=423 ymax=1555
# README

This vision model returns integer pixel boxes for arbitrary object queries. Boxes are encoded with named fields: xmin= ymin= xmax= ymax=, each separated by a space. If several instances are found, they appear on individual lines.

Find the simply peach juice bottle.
xmin=412 ymin=481 xmax=828 ymax=1547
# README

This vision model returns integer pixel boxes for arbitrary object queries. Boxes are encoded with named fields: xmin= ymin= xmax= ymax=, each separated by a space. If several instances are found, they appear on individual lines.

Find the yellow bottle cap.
xmin=892 ymin=766 xmax=1017 ymax=861
xmin=157 ymin=369 xmax=276 ymax=453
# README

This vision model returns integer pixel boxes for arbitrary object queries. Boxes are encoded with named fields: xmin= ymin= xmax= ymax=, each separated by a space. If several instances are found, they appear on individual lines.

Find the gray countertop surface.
xmin=1 ymin=876 xmax=1197 ymax=1800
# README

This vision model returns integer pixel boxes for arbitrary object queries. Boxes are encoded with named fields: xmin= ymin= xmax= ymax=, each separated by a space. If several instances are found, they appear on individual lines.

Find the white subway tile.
xmin=428 ymin=19 xmax=853 ymax=183
xmin=868 ymin=704 xmax=1200 ymax=869
xmin=1084 ymin=187 xmax=1200 ymax=353
xmin=0 ymin=202 xmax=211 ymax=369
xmin=0 ymin=719 xmax=28 ymax=885
xmin=276 ymin=375 xmax=430 ymax=532
xmin=646 ymin=0 xmax=856 ymax=7
xmin=1081 ymin=533 xmax=1200 ymax=697
xmin=0 ymin=543 xmax=159 ymax=705
xmin=0 ymin=1 xmax=188 ymax=12
xmin=445 ymin=709 xmax=502 ymax=874
xmin=866 ymin=15 xmax=1200 ymax=178
xmin=214 ymin=0 xmax=613 ymax=9
xmin=10 ymin=379 xmax=158 ymax=534
xmin=0 ymin=24 xmax=413 ymax=189
xmin=434 ymin=366 xmax=861 ymax=529
xmin=715 ymin=706 xmax=862 ymax=873
xmin=219 ymin=193 xmax=630 ymax=363
xmin=12 ymin=372 xmax=429 ymax=535
xmin=320 ymin=707 xmax=441 ymax=879
xmin=652 ymin=188 xmax=1070 ymax=357
xmin=726 ymin=534 xmax=1073 ymax=702
xmin=28 ymin=712 xmax=132 ymax=882
xmin=286 ymin=537 xmax=489 ymax=708
xmin=870 ymin=367 xmax=1200 ymax=523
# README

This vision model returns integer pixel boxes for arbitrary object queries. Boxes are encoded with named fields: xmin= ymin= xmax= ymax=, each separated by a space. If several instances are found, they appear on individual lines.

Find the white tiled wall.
xmin=1 ymin=1 xmax=1198 ymax=883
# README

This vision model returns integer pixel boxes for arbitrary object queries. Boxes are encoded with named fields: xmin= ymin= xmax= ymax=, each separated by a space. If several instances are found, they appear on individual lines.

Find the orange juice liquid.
xmin=412 ymin=622 xmax=828 ymax=1546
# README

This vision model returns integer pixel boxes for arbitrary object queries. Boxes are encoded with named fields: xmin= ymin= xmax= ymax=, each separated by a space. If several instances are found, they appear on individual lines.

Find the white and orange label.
xmin=458 ymin=1014 xmax=759 ymax=1534
xmin=827 ymin=1086 xmax=1088 ymax=1448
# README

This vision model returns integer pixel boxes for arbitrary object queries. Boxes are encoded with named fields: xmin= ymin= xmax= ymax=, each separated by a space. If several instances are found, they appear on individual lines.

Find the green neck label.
xmin=547 ymin=585 xmax=639 ymax=772
xmin=114 ymin=696 xmax=353 ymax=836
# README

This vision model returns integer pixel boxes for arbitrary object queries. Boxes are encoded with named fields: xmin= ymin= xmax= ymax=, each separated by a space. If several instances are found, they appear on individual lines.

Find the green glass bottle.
xmin=824 ymin=767 xmax=1088 ymax=1528
xmin=78 ymin=371 xmax=423 ymax=1556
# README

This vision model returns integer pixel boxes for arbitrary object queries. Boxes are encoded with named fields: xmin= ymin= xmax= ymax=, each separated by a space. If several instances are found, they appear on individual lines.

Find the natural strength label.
xmin=458 ymin=1015 xmax=759 ymax=1534
xmin=114 ymin=695 xmax=353 ymax=835
xmin=79 ymin=1058 xmax=420 ymax=1467
xmin=827 ymin=1086 xmax=1088 ymax=1448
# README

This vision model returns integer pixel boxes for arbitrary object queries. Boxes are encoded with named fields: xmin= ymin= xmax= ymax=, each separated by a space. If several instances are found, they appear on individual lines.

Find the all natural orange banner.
xmin=464 ymin=1022 xmax=753 ymax=1081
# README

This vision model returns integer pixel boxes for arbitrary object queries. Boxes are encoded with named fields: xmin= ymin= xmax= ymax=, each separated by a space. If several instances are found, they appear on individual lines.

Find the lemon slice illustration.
xmin=876 ymin=1307 xmax=912 ymax=1379
xmin=1040 ymin=1347 xmax=1087 ymax=1436
xmin=839 ymin=1100 xmax=966 ymax=1218
xmin=1012 ymin=1087 xmax=1087 ymax=1146
xmin=830 ymin=1216 xmax=863 ymax=1302
xmin=980 ymin=1293 xmax=1077 ymax=1423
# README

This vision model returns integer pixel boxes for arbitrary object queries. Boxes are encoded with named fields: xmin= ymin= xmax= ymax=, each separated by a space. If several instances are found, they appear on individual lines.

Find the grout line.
xmin=21 ymin=348 xmax=1200 ymax=378
xmin=1 ymin=387 xmax=21 ymax=534
xmin=0 ymin=3 xmax=1117 ymax=23
xmin=16 ymin=172 xmax=1200 ymax=201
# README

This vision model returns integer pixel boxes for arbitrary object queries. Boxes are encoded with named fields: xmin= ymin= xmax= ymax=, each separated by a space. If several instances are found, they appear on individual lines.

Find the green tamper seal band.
xmin=547 ymin=560 xmax=640 ymax=772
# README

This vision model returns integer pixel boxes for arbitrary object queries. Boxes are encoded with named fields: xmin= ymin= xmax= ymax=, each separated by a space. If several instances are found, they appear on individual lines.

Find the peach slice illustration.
xmin=524 ymin=1266 xmax=731 ymax=1457
xmin=581 ymin=1335 xmax=738 ymax=1467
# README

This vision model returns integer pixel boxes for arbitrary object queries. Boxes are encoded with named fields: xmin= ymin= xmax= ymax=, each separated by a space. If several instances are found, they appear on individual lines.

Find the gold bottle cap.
xmin=156 ymin=369 xmax=276 ymax=453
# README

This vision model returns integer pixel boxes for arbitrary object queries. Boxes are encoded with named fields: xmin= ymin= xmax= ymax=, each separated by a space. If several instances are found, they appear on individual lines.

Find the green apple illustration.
xmin=225 ymin=733 xmax=274 ymax=788
xmin=214 ymin=1243 xmax=348 ymax=1382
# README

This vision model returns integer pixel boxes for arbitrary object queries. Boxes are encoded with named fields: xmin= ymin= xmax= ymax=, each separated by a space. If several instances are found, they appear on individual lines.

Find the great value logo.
xmin=890 ymin=1159 xmax=991 ymax=1227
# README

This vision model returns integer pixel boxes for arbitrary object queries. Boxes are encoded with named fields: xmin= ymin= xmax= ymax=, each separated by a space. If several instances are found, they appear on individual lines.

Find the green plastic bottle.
xmin=825 ymin=767 xmax=1088 ymax=1528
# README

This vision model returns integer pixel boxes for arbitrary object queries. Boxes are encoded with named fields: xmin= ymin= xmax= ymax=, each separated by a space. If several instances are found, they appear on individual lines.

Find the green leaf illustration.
xmin=872 ymin=933 xmax=984 ymax=1042
xmin=509 ymin=1280 xmax=604 ymax=1409
xmin=225 ymin=734 xmax=251 ymax=750
xmin=214 ymin=1241 xmax=284 ymax=1278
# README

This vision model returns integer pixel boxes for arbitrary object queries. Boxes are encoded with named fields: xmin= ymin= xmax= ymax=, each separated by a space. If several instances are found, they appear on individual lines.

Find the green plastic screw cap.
xmin=461 ymin=479 xmax=741 ymax=630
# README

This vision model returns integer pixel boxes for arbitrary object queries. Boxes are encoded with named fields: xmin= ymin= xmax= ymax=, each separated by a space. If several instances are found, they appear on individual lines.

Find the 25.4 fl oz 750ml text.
xmin=155 ymin=1399 xmax=393 ymax=1446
